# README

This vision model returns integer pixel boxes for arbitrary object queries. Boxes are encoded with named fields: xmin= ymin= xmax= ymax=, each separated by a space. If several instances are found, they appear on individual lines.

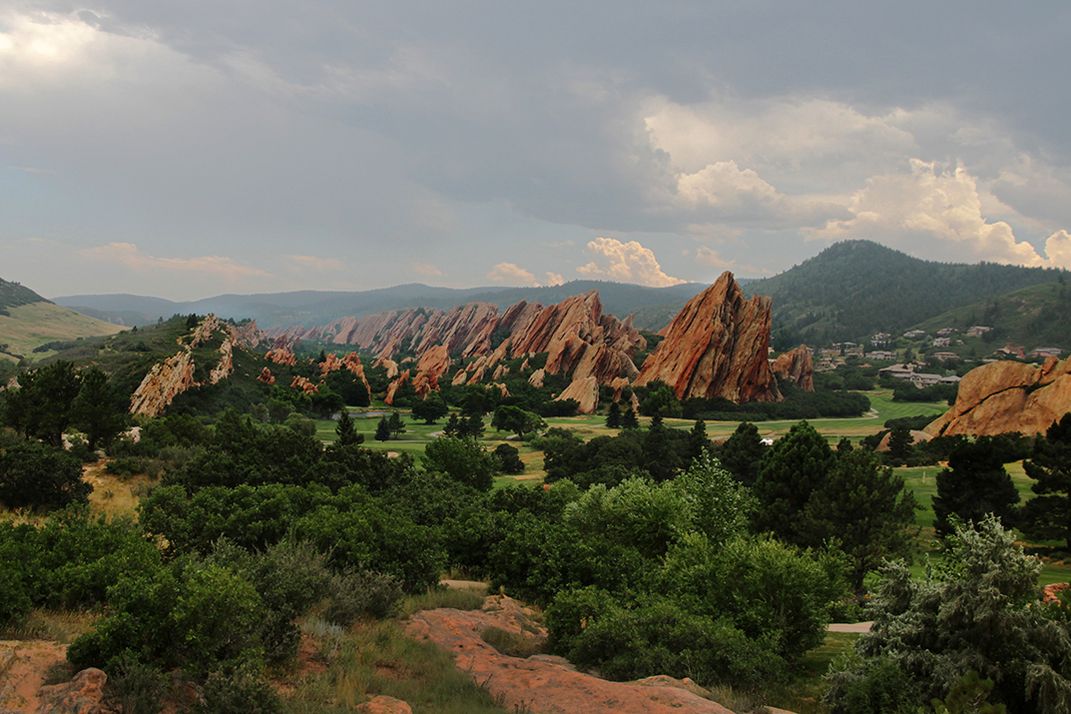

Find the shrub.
xmin=0 ymin=439 xmax=89 ymax=510
xmin=422 ymin=436 xmax=497 ymax=490
xmin=492 ymin=443 xmax=525 ymax=475
xmin=325 ymin=570 xmax=404 ymax=624
xmin=106 ymin=654 xmax=168 ymax=714
xmin=196 ymin=660 xmax=281 ymax=714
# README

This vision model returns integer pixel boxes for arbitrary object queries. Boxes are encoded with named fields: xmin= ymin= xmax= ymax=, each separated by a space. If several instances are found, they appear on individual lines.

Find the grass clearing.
xmin=765 ymin=632 xmax=860 ymax=713
xmin=400 ymin=587 xmax=486 ymax=616
xmin=0 ymin=301 xmax=124 ymax=360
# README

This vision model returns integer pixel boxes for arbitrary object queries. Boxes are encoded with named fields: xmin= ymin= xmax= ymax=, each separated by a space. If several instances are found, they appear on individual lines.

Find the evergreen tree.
xmin=686 ymin=419 xmax=709 ymax=462
xmin=933 ymin=438 xmax=1020 ymax=537
xmin=643 ymin=414 xmax=680 ymax=482
xmin=335 ymin=410 xmax=362 ymax=446
xmin=621 ymin=406 xmax=639 ymax=430
xmin=718 ymin=422 xmax=766 ymax=486
xmin=374 ymin=417 xmax=391 ymax=442
xmin=71 ymin=367 xmax=127 ymax=451
xmin=410 ymin=394 xmax=449 ymax=424
xmin=605 ymin=402 xmax=622 ymax=429
xmin=458 ymin=413 xmax=484 ymax=439
xmin=888 ymin=424 xmax=914 ymax=464
xmin=753 ymin=421 xmax=835 ymax=544
xmin=443 ymin=412 xmax=461 ymax=437
xmin=387 ymin=411 xmax=406 ymax=437
xmin=1020 ymin=414 xmax=1071 ymax=549
xmin=836 ymin=437 xmax=854 ymax=454
xmin=801 ymin=449 xmax=918 ymax=591
xmin=2 ymin=361 xmax=82 ymax=447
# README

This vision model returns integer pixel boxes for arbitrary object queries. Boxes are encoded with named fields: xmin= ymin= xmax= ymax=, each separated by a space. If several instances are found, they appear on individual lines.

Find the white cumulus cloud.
xmin=814 ymin=160 xmax=1071 ymax=267
xmin=576 ymin=237 xmax=684 ymax=287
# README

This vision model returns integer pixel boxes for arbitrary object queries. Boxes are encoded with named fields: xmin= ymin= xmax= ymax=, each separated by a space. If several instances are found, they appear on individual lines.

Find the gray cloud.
xmin=1 ymin=2 xmax=1069 ymax=298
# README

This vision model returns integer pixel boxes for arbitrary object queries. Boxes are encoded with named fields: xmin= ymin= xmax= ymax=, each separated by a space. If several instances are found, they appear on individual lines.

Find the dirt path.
xmin=827 ymin=621 xmax=874 ymax=633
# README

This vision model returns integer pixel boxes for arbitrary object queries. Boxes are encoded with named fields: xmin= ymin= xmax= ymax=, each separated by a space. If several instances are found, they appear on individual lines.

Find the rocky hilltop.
xmin=129 ymin=315 xmax=263 ymax=417
xmin=634 ymin=272 xmax=781 ymax=403
xmin=926 ymin=356 xmax=1071 ymax=437
xmin=771 ymin=345 xmax=815 ymax=391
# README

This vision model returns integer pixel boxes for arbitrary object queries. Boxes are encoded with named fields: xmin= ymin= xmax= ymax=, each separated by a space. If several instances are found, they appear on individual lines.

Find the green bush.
xmin=325 ymin=570 xmax=405 ymax=624
xmin=0 ymin=439 xmax=89 ymax=510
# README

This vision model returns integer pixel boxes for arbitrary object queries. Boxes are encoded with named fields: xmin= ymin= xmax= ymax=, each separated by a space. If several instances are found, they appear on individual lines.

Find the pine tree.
xmin=388 ymin=411 xmax=406 ymax=437
xmin=687 ymin=419 xmax=709 ymax=462
xmin=718 ymin=421 xmax=766 ymax=486
xmin=1021 ymin=413 xmax=1071 ymax=549
xmin=335 ymin=409 xmax=362 ymax=446
xmin=374 ymin=417 xmax=391 ymax=442
xmin=621 ymin=406 xmax=639 ymax=430
xmin=753 ymin=421 xmax=835 ymax=545
xmin=462 ymin=413 xmax=485 ymax=439
xmin=443 ymin=412 xmax=461 ymax=437
xmin=888 ymin=425 xmax=914 ymax=464
xmin=605 ymin=402 xmax=622 ymax=429
xmin=933 ymin=437 xmax=1020 ymax=537
xmin=643 ymin=414 xmax=680 ymax=482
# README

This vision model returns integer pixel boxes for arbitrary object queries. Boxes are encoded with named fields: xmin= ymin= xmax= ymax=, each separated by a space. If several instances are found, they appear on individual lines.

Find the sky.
xmin=2 ymin=1 xmax=1071 ymax=300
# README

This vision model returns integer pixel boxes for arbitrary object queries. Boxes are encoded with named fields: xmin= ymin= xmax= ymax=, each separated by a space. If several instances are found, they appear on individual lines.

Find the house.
xmin=931 ymin=351 xmax=960 ymax=362
xmin=966 ymin=325 xmax=993 ymax=337
xmin=995 ymin=344 xmax=1026 ymax=359
xmin=1031 ymin=347 xmax=1063 ymax=359
xmin=907 ymin=373 xmax=961 ymax=388
xmin=936 ymin=327 xmax=958 ymax=337
xmin=871 ymin=332 xmax=892 ymax=347
xmin=903 ymin=329 xmax=927 ymax=340
xmin=866 ymin=350 xmax=897 ymax=361
xmin=879 ymin=363 xmax=919 ymax=380
xmin=844 ymin=345 xmax=864 ymax=358
xmin=932 ymin=337 xmax=952 ymax=348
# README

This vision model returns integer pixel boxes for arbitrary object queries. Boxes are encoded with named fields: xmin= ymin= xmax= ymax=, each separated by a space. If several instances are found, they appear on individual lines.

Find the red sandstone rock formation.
xmin=410 ymin=345 xmax=450 ymax=398
xmin=265 ymin=346 xmax=298 ymax=366
xmin=1043 ymin=582 xmax=1070 ymax=604
xmin=405 ymin=595 xmax=734 ymax=714
xmin=926 ymin=356 xmax=1071 ymax=437
xmin=385 ymin=369 xmax=411 ymax=405
xmin=771 ymin=345 xmax=815 ymax=391
xmin=290 ymin=375 xmax=319 ymax=394
xmin=265 ymin=291 xmax=646 ymax=414
xmin=257 ymin=367 xmax=276 ymax=385
xmin=635 ymin=273 xmax=781 ymax=404
xmin=320 ymin=351 xmax=373 ymax=395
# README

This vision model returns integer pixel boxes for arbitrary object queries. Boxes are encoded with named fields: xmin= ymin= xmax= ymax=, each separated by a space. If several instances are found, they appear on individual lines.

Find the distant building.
xmin=903 ymin=329 xmax=927 ymax=340
xmin=966 ymin=325 xmax=993 ymax=337
xmin=936 ymin=327 xmax=958 ymax=337
xmin=870 ymin=332 xmax=892 ymax=347
xmin=866 ymin=350 xmax=897 ymax=361
xmin=995 ymin=344 xmax=1026 ymax=359
xmin=932 ymin=337 xmax=952 ymax=348
xmin=1031 ymin=347 xmax=1064 ymax=359
xmin=931 ymin=351 xmax=960 ymax=362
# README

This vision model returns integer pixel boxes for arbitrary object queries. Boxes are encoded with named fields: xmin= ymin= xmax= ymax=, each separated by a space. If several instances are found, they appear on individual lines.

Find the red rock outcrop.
xmin=290 ymin=375 xmax=319 ymax=394
xmin=771 ymin=345 xmax=814 ymax=391
xmin=320 ymin=351 xmax=373 ymax=396
xmin=1043 ymin=582 xmax=1070 ymax=605
xmin=405 ymin=595 xmax=734 ymax=714
xmin=130 ymin=315 xmax=266 ymax=417
xmin=385 ymin=369 xmax=411 ymax=405
xmin=257 ymin=367 xmax=276 ymax=385
xmin=356 ymin=696 xmax=413 ymax=714
xmin=267 ymin=291 xmax=646 ymax=414
xmin=926 ymin=356 xmax=1071 ymax=437
xmin=411 ymin=345 xmax=450 ymax=398
xmin=34 ymin=668 xmax=109 ymax=714
xmin=635 ymin=272 xmax=781 ymax=403
xmin=265 ymin=346 xmax=298 ymax=366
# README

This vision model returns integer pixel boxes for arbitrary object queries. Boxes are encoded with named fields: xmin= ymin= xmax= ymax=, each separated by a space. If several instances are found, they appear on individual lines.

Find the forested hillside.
xmin=0 ymin=277 xmax=46 ymax=315
xmin=746 ymin=240 xmax=1065 ymax=345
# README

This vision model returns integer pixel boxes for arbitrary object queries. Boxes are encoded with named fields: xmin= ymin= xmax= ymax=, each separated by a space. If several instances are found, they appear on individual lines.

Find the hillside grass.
xmin=0 ymin=302 xmax=124 ymax=360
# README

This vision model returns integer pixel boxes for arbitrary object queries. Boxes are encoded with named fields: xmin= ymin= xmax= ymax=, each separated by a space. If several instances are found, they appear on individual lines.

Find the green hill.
xmin=0 ymin=277 xmax=125 ymax=362
xmin=745 ymin=240 xmax=1065 ymax=346
xmin=914 ymin=280 xmax=1071 ymax=351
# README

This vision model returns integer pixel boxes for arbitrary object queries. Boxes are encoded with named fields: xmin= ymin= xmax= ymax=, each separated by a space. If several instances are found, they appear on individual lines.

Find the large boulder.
xmin=634 ymin=272 xmax=781 ymax=404
xmin=926 ymin=356 xmax=1071 ymax=437
xmin=771 ymin=345 xmax=814 ymax=392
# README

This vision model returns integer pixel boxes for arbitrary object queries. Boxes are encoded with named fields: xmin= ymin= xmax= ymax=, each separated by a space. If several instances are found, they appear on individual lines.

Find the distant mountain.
xmin=0 ymin=277 xmax=125 ymax=361
xmin=744 ymin=240 xmax=1065 ymax=346
xmin=56 ymin=280 xmax=709 ymax=332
